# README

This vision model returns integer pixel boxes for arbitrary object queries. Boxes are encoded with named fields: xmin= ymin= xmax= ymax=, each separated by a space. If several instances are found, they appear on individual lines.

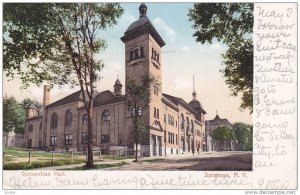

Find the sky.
xmin=2 ymin=2 xmax=252 ymax=124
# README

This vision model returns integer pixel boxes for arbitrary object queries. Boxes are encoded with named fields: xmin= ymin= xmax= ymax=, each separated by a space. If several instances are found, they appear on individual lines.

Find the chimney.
xmin=26 ymin=105 xmax=37 ymax=119
xmin=43 ymin=85 xmax=50 ymax=113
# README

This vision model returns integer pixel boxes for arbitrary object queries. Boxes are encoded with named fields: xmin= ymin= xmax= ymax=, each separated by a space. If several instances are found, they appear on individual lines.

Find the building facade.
xmin=24 ymin=3 xmax=206 ymax=156
xmin=205 ymin=114 xmax=234 ymax=151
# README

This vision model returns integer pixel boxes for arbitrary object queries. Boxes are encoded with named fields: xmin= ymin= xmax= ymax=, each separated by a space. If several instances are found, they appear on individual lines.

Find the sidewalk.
xmin=34 ymin=151 xmax=251 ymax=170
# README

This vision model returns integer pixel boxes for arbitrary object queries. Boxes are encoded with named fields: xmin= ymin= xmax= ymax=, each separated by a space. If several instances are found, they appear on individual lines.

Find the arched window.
xmin=186 ymin=117 xmax=190 ymax=131
xmin=191 ymin=120 xmax=194 ymax=133
xmin=134 ymin=48 xmax=138 ymax=59
xmin=28 ymin=124 xmax=33 ymax=132
xmin=152 ymin=48 xmax=155 ymax=58
xmin=39 ymin=122 xmax=42 ymax=137
xmin=82 ymin=114 xmax=88 ymax=125
xmin=51 ymin=113 xmax=58 ymax=128
xmin=181 ymin=114 xmax=185 ymax=130
xmin=102 ymin=110 xmax=110 ymax=121
xmin=140 ymin=46 xmax=144 ymax=57
xmin=65 ymin=110 xmax=73 ymax=127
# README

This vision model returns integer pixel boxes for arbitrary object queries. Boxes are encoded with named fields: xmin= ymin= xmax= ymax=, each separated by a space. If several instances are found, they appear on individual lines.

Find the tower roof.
xmin=121 ymin=3 xmax=165 ymax=47
xmin=114 ymin=78 xmax=122 ymax=86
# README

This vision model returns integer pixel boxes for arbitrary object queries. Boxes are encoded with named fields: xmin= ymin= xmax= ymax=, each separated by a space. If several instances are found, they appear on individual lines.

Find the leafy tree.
xmin=3 ymin=96 xmax=25 ymax=134
xmin=188 ymin=3 xmax=253 ymax=112
xmin=126 ymin=75 xmax=157 ymax=162
xmin=3 ymin=3 xmax=124 ymax=168
xmin=233 ymin=122 xmax=252 ymax=151
xmin=212 ymin=126 xmax=235 ymax=151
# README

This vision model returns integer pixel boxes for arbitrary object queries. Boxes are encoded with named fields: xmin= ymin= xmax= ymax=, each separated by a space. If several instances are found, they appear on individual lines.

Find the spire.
xmin=139 ymin=3 xmax=147 ymax=18
xmin=192 ymin=75 xmax=197 ymax=100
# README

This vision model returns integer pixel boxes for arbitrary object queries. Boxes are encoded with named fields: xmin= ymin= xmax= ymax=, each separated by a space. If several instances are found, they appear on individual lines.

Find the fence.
xmin=3 ymin=148 xmax=141 ymax=166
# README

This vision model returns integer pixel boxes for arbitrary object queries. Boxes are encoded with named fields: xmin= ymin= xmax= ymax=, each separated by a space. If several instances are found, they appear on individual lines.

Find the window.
xmin=186 ymin=117 xmax=190 ymax=131
xmin=101 ymin=135 xmax=110 ymax=143
xmin=176 ymin=134 xmax=178 ymax=145
xmin=65 ymin=134 xmax=72 ymax=145
xmin=51 ymin=113 xmax=58 ymax=128
xmin=181 ymin=114 xmax=185 ymax=130
xmin=28 ymin=124 xmax=33 ymax=132
xmin=157 ymin=109 xmax=159 ymax=118
xmin=65 ymin=110 xmax=73 ymax=127
xmin=152 ymin=48 xmax=155 ymax=58
xmin=168 ymin=132 xmax=175 ymax=144
xmin=140 ymin=46 xmax=144 ymax=57
xmin=119 ymin=139 xmax=123 ymax=145
xmin=154 ymin=107 xmax=156 ymax=118
xmin=102 ymin=110 xmax=110 ymax=121
xmin=129 ymin=51 xmax=133 ymax=60
xmin=82 ymin=114 xmax=88 ymax=125
xmin=50 ymin=136 xmax=56 ymax=146
xmin=82 ymin=133 xmax=88 ymax=144
xmin=168 ymin=115 xmax=174 ymax=126
xmin=134 ymin=48 xmax=138 ymax=59
xmin=154 ymin=85 xmax=159 ymax=95
xmin=191 ymin=121 xmax=194 ymax=133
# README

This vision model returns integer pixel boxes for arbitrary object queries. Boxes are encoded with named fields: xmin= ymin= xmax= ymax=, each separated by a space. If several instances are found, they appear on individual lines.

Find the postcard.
xmin=1 ymin=2 xmax=297 ymax=193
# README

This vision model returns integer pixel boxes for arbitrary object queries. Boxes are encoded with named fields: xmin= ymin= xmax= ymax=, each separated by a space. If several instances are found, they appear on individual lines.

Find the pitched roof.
xmin=93 ymin=90 xmax=125 ymax=107
xmin=47 ymin=90 xmax=125 ymax=109
xmin=205 ymin=115 xmax=231 ymax=126
xmin=46 ymin=90 xmax=88 ymax=109
xmin=163 ymin=93 xmax=201 ymax=120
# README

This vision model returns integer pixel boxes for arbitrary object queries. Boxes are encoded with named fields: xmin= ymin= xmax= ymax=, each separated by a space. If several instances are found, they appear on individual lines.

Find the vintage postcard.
xmin=1 ymin=1 xmax=298 ymax=193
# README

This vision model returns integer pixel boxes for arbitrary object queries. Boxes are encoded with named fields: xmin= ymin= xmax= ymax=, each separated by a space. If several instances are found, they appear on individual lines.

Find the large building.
xmin=24 ymin=3 xmax=206 ymax=157
xmin=205 ymin=113 xmax=233 ymax=151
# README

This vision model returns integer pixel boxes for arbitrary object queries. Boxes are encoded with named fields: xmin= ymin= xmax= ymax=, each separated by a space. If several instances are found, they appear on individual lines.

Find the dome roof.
xmin=188 ymin=99 xmax=203 ymax=110
xmin=126 ymin=3 xmax=149 ymax=32
xmin=126 ymin=16 xmax=150 ymax=32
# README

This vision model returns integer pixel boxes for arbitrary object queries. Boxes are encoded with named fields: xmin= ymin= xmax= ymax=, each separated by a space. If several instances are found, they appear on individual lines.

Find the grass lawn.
xmin=60 ymin=162 xmax=128 ymax=170
xmin=3 ymin=147 xmax=133 ymax=170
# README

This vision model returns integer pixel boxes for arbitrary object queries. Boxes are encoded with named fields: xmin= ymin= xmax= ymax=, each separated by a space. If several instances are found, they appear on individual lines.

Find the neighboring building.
xmin=3 ymin=131 xmax=24 ymax=148
xmin=205 ymin=113 xmax=234 ymax=151
xmin=24 ymin=3 xmax=206 ymax=156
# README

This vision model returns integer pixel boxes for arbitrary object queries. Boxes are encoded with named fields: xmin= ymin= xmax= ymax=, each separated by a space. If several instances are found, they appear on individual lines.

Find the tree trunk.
xmin=86 ymin=102 xmax=94 ymax=168
xmin=135 ymin=142 xmax=138 ymax=162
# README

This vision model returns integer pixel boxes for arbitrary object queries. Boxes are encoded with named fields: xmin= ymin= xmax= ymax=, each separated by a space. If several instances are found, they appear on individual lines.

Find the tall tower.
xmin=121 ymin=3 xmax=166 ymax=156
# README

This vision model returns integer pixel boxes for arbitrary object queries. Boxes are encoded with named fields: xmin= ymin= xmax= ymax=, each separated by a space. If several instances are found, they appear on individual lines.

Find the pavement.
xmin=34 ymin=151 xmax=252 ymax=171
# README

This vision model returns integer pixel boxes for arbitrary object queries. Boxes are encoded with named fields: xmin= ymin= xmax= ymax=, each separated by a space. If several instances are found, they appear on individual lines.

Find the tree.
xmin=212 ymin=126 xmax=235 ymax=151
xmin=3 ymin=96 xmax=25 ymax=134
xmin=188 ymin=3 xmax=253 ymax=112
xmin=126 ymin=75 xmax=157 ymax=162
xmin=3 ymin=3 xmax=124 ymax=168
xmin=232 ymin=122 xmax=252 ymax=151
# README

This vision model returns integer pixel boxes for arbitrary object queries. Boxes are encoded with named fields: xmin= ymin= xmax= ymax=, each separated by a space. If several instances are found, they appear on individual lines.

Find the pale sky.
xmin=2 ymin=3 xmax=252 ymax=124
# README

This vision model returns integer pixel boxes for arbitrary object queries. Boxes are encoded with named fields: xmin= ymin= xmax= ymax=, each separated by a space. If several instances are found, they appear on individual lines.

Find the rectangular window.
xmin=65 ymin=134 xmax=72 ymax=145
xmin=176 ymin=134 xmax=178 ymax=145
xmin=50 ymin=136 xmax=56 ymax=146
xmin=101 ymin=135 xmax=110 ymax=143
xmin=82 ymin=133 xmax=88 ymax=144
xmin=168 ymin=115 xmax=174 ymax=126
